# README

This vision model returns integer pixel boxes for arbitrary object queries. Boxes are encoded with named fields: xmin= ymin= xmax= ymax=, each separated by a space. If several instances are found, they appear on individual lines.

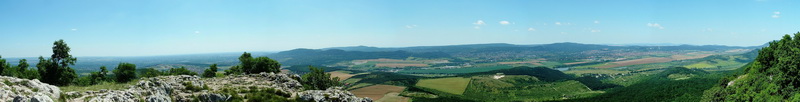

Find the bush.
xmin=301 ymin=66 xmax=341 ymax=90
xmin=113 ymin=63 xmax=137 ymax=83
xmin=168 ymin=67 xmax=197 ymax=76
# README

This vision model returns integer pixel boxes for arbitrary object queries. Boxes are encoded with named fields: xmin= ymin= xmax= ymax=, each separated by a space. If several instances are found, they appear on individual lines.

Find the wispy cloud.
xmin=71 ymin=28 xmax=77 ymax=31
xmin=405 ymin=25 xmax=417 ymax=29
xmin=647 ymin=23 xmax=664 ymax=29
xmin=527 ymin=28 xmax=536 ymax=31
xmin=591 ymin=29 xmax=601 ymax=33
xmin=702 ymin=28 xmax=713 ymax=32
xmin=499 ymin=21 xmax=511 ymax=25
xmin=473 ymin=20 xmax=486 ymax=25
xmin=473 ymin=20 xmax=485 ymax=29
xmin=194 ymin=31 xmax=200 ymax=34
xmin=772 ymin=11 xmax=781 ymax=18
xmin=555 ymin=22 xmax=562 ymax=25
xmin=594 ymin=20 xmax=600 ymax=24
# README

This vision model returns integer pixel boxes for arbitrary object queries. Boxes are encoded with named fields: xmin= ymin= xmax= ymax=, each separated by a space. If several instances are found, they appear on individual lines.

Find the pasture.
xmin=415 ymin=77 xmax=471 ymax=95
xmin=350 ymin=85 xmax=408 ymax=100
xmin=328 ymin=71 xmax=356 ymax=80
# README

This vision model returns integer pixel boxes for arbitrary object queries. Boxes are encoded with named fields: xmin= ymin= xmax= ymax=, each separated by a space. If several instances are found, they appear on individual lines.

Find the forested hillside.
xmin=703 ymin=32 xmax=800 ymax=101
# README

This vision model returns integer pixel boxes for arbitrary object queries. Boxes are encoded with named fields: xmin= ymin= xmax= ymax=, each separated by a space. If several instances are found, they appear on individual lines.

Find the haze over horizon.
xmin=2 ymin=0 xmax=798 ymax=57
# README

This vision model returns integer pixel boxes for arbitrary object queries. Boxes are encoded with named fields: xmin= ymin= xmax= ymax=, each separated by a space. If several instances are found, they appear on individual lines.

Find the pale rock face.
xmin=298 ymin=87 xmax=373 ymax=102
xmin=58 ymin=72 xmax=368 ymax=102
xmin=0 ymin=76 xmax=61 ymax=102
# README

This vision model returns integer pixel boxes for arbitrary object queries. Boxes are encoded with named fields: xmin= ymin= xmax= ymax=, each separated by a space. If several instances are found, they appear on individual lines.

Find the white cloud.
xmin=591 ymin=29 xmax=601 ymax=33
xmin=772 ymin=11 xmax=781 ymax=18
xmin=527 ymin=28 xmax=536 ymax=31
xmin=405 ymin=25 xmax=417 ymax=29
xmin=473 ymin=20 xmax=485 ymax=25
xmin=194 ymin=31 xmax=200 ymax=34
xmin=702 ymin=28 xmax=713 ymax=32
xmin=555 ymin=22 xmax=562 ymax=25
xmin=499 ymin=21 xmax=511 ymax=25
xmin=647 ymin=23 xmax=664 ymax=29
xmin=594 ymin=20 xmax=600 ymax=24
xmin=70 ymin=29 xmax=77 ymax=31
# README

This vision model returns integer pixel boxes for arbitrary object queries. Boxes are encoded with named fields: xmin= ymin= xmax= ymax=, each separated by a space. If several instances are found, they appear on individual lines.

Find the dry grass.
xmin=328 ymin=71 xmax=355 ymax=80
xmin=598 ymin=57 xmax=673 ymax=68
xmin=376 ymin=92 xmax=410 ymax=102
xmin=351 ymin=85 xmax=407 ymax=100
xmin=670 ymin=54 xmax=712 ymax=60
xmin=564 ymin=61 xmax=592 ymax=65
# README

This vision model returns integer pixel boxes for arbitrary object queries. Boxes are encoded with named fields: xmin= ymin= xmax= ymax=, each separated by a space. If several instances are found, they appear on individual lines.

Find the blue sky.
xmin=1 ymin=0 xmax=798 ymax=57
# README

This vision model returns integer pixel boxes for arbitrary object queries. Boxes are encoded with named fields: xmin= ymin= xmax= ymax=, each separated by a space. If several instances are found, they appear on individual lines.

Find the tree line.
xmin=1 ymin=39 xmax=341 ymax=90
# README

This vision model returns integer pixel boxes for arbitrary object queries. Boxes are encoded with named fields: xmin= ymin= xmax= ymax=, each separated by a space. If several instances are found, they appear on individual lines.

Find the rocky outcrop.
xmin=61 ymin=72 xmax=372 ymax=102
xmin=0 ymin=76 xmax=61 ymax=102
xmin=299 ymin=87 xmax=373 ymax=102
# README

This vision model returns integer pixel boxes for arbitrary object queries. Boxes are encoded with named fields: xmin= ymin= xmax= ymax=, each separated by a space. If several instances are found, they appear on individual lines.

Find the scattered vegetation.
xmin=114 ymin=63 xmax=138 ymax=83
xmin=301 ymin=66 xmax=341 ymax=90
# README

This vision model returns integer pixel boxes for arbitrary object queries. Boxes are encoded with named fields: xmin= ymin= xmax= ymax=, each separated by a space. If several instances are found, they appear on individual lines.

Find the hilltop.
xmin=1 ymin=72 xmax=372 ymax=102
xmin=703 ymin=32 xmax=800 ymax=101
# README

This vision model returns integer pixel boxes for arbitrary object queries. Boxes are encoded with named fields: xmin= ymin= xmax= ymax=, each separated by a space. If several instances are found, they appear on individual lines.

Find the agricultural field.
xmin=398 ymin=65 xmax=514 ymax=74
xmin=328 ymin=71 xmax=357 ymax=80
xmin=597 ymin=57 xmax=674 ymax=68
xmin=463 ymin=79 xmax=601 ymax=101
xmin=375 ymin=63 xmax=429 ymax=68
xmin=350 ymin=85 xmax=408 ymax=101
xmin=415 ymin=77 xmax=471 ymax=95
xmin=347 ymin=58 xmax=446 ymax=69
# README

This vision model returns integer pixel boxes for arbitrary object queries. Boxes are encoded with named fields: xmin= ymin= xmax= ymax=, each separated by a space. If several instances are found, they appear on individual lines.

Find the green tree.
xmin=38 ymin=39 xmax=78 ymax=86
xmin=0 ymin=55 xmax=7 ymax=76
xmin=301 ymin=66 xmax=341 ymax=90
xmin=224 ymin=65 xmax=243 ymax=75
xmin=113 ymin=63 xmax=137 ymax=83
xmin=202 ymin=64 xmax=218 ymax=78
xmin=140 ymin=68 xmax=164 ymax=78
xmin=99 ymin=66 xmax=108 ymax=81
xmin=239 ymin=52 xmax=253 ymax=73
xmin=250 ymin=57 xmax=281 ymax=74
xmin=235 ymin=52 xmax=281 ymax=74
xmin=17 ymin=59 xmax=39 ymax=79
xmin=168 ymin=66 xmax=197 ymax=75
xmin=87 ymin=66 xmax=109 ymax=85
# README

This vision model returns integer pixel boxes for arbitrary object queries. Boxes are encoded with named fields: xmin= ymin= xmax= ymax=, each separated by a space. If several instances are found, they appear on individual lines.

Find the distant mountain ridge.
xmin=321 ymin=42 xmax=761 ymax=53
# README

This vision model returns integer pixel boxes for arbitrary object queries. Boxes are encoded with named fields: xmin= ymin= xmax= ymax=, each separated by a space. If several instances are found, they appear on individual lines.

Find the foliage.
xmin=348 ymin=72 xmax=421 ymax=86
xmin=460 ymin=66 xmax=572 ymax=82
xmin=227 ymin=52 xmax=281 ymax=75
xmin=248 ymin=57 xmax=281 ymax=74
xmin=300 ymin=66 xmax=341 ymax=90
xmin=138 ymin=68 xmax=164 ymax=78
xmin=202 ymin=64 xmax=217 ymax=78
xmin=168 ymin=66 xmax=198 ymax=76
xmin=283 ymin=65 xmax=342 ymax=74
xmin=224 ymin=65 xmax=243 ymax=75
xmin=564 ymin=67 xmax=723 ymax=102
xmin=574 ymin=76 xmax=621 ymax=90
xmin=244 ymin=88 xmax=304 ymax=102
xmin=37 ymin=39 xmax=78 ymax=86
xmin=703 ymin=32 xmax=800 ymax=101
xmin=113 ymin=63 xmax=137 ymax=83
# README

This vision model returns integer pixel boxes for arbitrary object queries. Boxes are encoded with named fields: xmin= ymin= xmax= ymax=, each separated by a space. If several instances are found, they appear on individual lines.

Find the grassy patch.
xmin=415 ymin=77 xmax=471 ymax=95
xmin=59 ymin=80 xmax=138 ymax=92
